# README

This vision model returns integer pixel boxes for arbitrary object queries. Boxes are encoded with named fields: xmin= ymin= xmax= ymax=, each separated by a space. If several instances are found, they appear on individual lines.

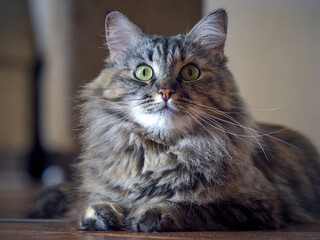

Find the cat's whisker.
xmin=185 ymin=111 xmax=232 ymax=159
xmin=123 ymin=97 xmax=153 ymax=102
xmin=190 ymin=107 xmax=250 ymax=136
xmin=189 ymin=107 xmax=257 ymax=144
xmin=200 ymin=103 xmax=300 ymax=156
xmin=187 ymin=107 xmax=259 ymax=149
xmin=200 ymin=110 xmax=285 ymax=139
xmin=233 ymin=105 xmax=286 ymax=112
xmin=184 ymin=102 xmax=269 ymax=161
xmin=210 ymin=109 xmax=298 ymax=150
xmin=184 ymin=101 xmax=256 ymax=134
xmin=178 ymin=98 xmax=243 ymax=115
xmin=130 ymin=101 xmax=151 ymax=108
xmin=189 ymin=102 xmax=298 ymax=150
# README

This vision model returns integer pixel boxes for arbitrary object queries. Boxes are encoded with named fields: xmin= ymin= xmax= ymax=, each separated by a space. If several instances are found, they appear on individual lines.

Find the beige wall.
xmin=203 ymin=0 xmax=320 ymax=150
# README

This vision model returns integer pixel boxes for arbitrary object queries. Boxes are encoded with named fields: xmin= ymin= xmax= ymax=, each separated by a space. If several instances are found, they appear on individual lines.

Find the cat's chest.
xmin=104 ymin=137 xmax=177 ymax=182
xmin=140 ymin=141 xmax=177 ymax=174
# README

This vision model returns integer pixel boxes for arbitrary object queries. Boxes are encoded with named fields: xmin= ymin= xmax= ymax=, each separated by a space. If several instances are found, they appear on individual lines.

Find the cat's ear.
xmin=187 ymin=9 xmax=227 ymax=57
xmin=105 ymin=11 xmax=144 ymax=62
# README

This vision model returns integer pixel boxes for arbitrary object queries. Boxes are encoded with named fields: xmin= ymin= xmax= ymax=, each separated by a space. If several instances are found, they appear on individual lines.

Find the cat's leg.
xmin=126 ymin=202 xmax=187 ymax=232
xmin=80 ymin=202 xmax=125 ymax=231
xmin=126 ymin=201 xmax=282 ymax=232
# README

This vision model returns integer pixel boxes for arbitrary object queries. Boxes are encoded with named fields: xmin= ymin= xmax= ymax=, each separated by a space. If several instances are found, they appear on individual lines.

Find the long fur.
xmin=29 ymin=9 xmax=320 ymax=232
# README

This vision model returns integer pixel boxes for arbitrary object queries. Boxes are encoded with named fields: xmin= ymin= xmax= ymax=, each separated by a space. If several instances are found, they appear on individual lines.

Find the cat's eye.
xmin=134 ymin=65 xmax=153 ymax=81
xmin=181 ymin=64 xmax=200 ymax=81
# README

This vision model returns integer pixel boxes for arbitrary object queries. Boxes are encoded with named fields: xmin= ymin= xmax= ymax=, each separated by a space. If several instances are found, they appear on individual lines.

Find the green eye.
xmin=134 ymin=65 xmax=153 ymax=81
xmin=181 ymin=64 xmax=200 ymax=81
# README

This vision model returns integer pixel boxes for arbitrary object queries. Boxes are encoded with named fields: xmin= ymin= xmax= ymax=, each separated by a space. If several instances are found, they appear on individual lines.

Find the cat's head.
xmin=89 ymin=10 xmax=245 ymax=136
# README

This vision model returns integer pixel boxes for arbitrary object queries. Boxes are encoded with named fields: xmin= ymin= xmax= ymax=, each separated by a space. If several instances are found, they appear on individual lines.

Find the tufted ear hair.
xmin=105 ymin=11 xmax=144 ymax=62
xmin=187 ymin=9 xmax=228 ymax=57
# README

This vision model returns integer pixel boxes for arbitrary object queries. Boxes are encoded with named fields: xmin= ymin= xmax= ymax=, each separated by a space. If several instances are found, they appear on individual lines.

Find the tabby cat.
xmin=29 ymin=9 xmax=320 ymax=232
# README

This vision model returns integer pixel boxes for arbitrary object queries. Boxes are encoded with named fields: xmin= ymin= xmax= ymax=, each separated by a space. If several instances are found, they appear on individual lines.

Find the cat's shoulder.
xmin=257 ymin=122 xmax=318 ymax=155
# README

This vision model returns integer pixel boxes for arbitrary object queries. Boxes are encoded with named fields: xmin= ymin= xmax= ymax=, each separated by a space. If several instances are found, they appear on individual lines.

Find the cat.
xmin=28 ymin=9 xmax=320 ymax=232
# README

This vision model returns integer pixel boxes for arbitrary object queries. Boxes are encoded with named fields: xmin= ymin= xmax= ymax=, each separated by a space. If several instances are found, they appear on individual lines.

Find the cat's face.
xmin=98 ymin=10 xmax=241 ymax=134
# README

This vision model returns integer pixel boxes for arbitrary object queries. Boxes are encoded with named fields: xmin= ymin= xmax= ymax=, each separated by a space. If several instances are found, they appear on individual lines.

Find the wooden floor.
xmin=0 ymin=171 xmax=319 ymax=239
xmin=0 ymin=220 xmax=319 ymax=240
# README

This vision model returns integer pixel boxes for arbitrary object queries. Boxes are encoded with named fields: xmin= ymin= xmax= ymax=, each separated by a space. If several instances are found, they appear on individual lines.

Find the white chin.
xmin=132 ymin=110 xmax=190 ymax=133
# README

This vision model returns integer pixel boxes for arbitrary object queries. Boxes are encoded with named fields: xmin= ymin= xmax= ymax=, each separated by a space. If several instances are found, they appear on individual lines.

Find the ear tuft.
xmin=105 ymin=11 xmax=143 ymax=62
xmin=187 ymin=9 xmax=228 ymax=55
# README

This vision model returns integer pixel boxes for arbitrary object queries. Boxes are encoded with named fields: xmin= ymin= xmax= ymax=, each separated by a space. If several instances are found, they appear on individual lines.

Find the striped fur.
xmin=30 ymin=9 xmax=320 ymax=231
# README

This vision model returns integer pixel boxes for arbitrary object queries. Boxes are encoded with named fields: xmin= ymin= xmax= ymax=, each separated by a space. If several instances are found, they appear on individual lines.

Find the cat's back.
xmin=253 ymin=122 xmax=320 ymax=222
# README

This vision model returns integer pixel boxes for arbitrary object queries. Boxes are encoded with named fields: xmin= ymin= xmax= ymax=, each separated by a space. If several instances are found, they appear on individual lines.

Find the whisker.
xmin=210 ymin=109 xmax=298 ymax=150
xmin=184 ymin=102 xmax=269 ymax=161
xmin=190 ymin=102 xmax=298 ymax=150
xmin=189 ymin=108 xmax=255 ymax=142
xmin=185 ymin=111 xmax=232 ymax=159
xmin=233 ymin=105 xmax=286 ymax=112
xmin=187 ymin=107 xmax=258 ymax=148
xmin=200 ymin=110 xmax=284 ymax=138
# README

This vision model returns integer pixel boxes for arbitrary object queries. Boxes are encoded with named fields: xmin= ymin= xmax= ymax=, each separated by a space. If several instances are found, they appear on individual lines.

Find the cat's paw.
xmin=126 ymin=205 xmax=182 ymax=232
xmin=80 ymin=203 xmax=124 ymax=231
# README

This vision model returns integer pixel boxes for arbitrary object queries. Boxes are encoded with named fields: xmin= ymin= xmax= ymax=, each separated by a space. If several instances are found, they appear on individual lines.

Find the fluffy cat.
xmin=29 ymin=9 xmax=320 ymax=232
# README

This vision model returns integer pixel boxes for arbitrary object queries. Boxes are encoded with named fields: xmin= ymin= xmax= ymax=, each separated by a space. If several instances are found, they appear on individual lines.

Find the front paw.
xmin=126 ymin=205 xmax=182 ymax=232
xmin=80 ymin=203 xmax=124 ymax=231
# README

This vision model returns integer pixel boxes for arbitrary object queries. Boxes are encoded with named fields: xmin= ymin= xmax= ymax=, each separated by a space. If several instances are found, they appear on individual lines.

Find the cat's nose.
xmin=158 ymin=89 xmax=175 ymax=101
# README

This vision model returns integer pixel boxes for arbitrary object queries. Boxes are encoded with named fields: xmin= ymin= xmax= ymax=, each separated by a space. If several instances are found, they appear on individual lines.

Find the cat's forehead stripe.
xmin=162 ymin=38 xmax=169 ymax=62
xmin=147 ymin=50 xmax=153 ymax=62
xmin=151 ymin=37 xmax=183 ymax=65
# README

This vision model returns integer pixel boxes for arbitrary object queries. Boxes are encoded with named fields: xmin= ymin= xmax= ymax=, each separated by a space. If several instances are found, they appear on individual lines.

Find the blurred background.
xmin=0 ymin=0 xmax=319 ymax=218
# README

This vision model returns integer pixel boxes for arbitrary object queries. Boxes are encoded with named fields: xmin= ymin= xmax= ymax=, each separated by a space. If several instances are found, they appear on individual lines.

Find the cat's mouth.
xmin=158 ymin=107 xmax=175 ymax=115
xmin=154 ymin=103 xmax=177 ymax=116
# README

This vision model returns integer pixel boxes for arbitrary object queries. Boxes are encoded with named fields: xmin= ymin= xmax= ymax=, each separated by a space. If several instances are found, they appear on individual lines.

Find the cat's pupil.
xmin=188 ymin=68 xmax=192 ymax=76
xmin=143 ymin=69 xmax=146 ymax=76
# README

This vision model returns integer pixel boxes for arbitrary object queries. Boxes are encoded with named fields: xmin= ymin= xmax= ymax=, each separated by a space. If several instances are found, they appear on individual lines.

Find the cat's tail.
xmin=27 ymin=182 xmax=76 ymax=219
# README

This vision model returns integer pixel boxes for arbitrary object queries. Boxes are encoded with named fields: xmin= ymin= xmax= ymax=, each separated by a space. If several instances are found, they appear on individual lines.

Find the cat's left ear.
xmin=187 ymin=9 xmax=227 ymax=58
xmin=105 ymin=11 xmax=144 ymax=62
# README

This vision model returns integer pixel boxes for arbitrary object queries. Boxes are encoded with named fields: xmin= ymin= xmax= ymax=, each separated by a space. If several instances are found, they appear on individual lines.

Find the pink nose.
xmin=158 ymin=89 xmax=175 ymax=101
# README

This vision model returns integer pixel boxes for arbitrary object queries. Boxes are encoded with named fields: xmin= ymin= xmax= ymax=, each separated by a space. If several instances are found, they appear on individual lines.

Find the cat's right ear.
xmin=187 ymin=9 xmax=228 ymax=58
xmin=105 ymin=11 xmax=143 ymax=62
